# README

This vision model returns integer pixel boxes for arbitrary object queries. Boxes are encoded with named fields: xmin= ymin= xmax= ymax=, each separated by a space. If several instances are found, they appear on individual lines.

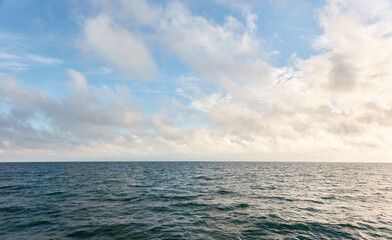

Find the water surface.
xmin=0 ymin=162 xmax=391 ymax=239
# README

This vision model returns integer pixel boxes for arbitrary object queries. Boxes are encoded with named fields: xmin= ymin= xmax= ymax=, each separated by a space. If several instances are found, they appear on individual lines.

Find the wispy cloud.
xmin=27 ymin=54 xmax=62 ymax=64
xmin=0 ymin=52 xmax=20 ymax=60
xmin=86 ymin=67 xmax=114 ymax=75
xmin=0 ymin=32 xmax=62 ymax=72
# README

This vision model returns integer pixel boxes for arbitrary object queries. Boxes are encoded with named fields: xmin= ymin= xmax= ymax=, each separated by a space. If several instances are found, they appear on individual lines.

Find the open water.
xmin=0 ymin=162 xmax=391 ymax=239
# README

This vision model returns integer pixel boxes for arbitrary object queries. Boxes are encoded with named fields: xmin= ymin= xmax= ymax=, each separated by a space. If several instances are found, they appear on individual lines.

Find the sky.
xmin=1 ymin=0 xmax=392 ymax=162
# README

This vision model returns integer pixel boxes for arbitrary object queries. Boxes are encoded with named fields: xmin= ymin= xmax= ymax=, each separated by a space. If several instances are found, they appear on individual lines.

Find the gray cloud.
xmin=0 ymin=71 xmax=149 ymax=152
xmin=328 ymin=53 xmax=358 ymax=92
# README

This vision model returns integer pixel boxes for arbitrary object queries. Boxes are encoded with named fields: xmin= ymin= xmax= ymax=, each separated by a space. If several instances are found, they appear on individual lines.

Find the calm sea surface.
xmin=0 ymin=162 xmax=391 ymax=239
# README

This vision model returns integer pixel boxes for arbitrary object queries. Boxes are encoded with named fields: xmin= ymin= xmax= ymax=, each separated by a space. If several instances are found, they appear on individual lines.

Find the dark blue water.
xmin=0 ymin=162 xmax=391 ymax=239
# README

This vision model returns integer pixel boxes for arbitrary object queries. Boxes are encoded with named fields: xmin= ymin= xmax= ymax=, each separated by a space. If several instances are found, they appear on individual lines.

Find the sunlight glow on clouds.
xmin=0 ymin=0 xmax=392 ymax=161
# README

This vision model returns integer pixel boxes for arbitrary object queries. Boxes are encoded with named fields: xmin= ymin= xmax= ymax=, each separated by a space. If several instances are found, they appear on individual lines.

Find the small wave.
xmin=321 ymin=195 xmax=337 ymax=200
xmin=337 ymin=223 xmax=364 ymax=230
xmin=215 ymin=205 xmax=235 ymax=211
xmin=45 ymin=191 xmax=65 ymax=196
xmin=160 ymin=195 xmax=200 ymax=201
xmin=254 ymin=195 xmax=295 ymax=202
xmin=193 ymin=175 xmax=213 ymax=181
xmin=300 ymin=207 xmax=320 ymax=212
xmin=0 ymin=185 xmax=30 ymax=190
xmin=120 ymin=196 xmax=141 ymax=202
xmin=17 ymin=220 xmax=51 ymax=228
xmin=235 ymin=203 xmax=250 ymax=208
xmin=243 ymin=220 xmax=358 ymax=239
xmin=66 ymin=223 xmax=148 ymax=239
xmin=303 ymin=199 xmax=324 ymax=204
xmin=217 ymin=189 xmax=234 ymax=195
xmin=250 ymin=185 xmax=275 ymax=190
xmin=170 ymin=202 xmax=209 ymax=208
xmin=149 ymin=206 xmax=172 ymax=212
xmin=0 ymin=206 xmax=28 ymax=213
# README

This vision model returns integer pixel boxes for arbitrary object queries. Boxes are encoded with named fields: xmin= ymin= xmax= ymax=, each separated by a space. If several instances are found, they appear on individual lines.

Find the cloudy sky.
xmin=1 ymin=0 xmax=392 ymax=162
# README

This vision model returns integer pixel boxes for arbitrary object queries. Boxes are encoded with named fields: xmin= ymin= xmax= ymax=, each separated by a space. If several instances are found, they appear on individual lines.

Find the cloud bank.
xmin=1 ymin=0 xmax=392 ymax=161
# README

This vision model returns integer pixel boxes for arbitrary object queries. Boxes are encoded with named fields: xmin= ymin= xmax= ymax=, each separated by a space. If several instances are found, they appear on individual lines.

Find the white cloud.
xmin=2 ymin=0 xmax=392 ymax=161
xmin=0 ymin=52 xmax=20 ymax=60
xmin=85 ymin=1 xmax=274 ymax=102
xmin=67 ymin=69 xmax=88 ymax=92
xmin=80 ymin=14 xmax=158 ymax=81
xmin=27 ymin=54 xmax=62 ymax=64
xmin=176 ymin=77 xmax=232 ymax=112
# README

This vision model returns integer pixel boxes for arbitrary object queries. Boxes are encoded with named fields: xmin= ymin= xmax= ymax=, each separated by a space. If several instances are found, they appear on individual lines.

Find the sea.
xmin=0 ymin=162 xmax=391 ymax=239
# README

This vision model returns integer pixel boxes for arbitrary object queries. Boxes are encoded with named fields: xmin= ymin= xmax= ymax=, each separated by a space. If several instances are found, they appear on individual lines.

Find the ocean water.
xmin=0 ymin=162 xmax=391 ymax=239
